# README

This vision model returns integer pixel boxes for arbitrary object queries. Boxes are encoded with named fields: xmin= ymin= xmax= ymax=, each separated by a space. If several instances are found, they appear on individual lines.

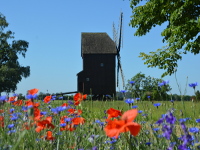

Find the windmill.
xmin=113 ymin=12 xmax=125 ymax=89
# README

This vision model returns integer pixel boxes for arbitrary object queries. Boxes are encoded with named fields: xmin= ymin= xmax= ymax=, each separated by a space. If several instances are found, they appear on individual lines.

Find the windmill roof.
xmin=81 ymin=32 xmax=116 ymax=56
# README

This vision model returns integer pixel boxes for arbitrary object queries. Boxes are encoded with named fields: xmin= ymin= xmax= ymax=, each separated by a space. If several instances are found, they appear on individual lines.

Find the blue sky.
xmin=1 ymin=0 xmax=199 ymax=96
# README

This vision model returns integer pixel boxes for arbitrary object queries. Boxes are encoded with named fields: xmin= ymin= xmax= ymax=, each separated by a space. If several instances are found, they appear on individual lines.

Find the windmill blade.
xmin=117 ymin=12 xmax=123 ymax=53
xmin=116 ymin=12 xmax=124 ymax=88
xmin=116 ymin=53 xmax=120 ymax=87
xmin=117 ymin=55 xmax=125 ymax=88
xmin=113 ymin=23 xmax=118 ymax=45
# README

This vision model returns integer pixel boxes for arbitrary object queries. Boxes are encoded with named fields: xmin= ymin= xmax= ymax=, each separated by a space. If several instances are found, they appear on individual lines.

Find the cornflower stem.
xmin=192 ymin=88 xmax=196 ymax=117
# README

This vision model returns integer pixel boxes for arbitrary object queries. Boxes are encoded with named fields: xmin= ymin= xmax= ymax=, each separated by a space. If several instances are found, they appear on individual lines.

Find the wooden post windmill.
xmin=77 ymin=12 xmax=125 ymax=99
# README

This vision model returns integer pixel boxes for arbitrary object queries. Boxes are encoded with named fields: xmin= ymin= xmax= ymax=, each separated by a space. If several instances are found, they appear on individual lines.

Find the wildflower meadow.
xmin=0 ymin=82 xmax=200 ymax=150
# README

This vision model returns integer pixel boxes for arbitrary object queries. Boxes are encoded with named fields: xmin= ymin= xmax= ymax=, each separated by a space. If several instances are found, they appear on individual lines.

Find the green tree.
xmin=130 ymin=0 xmax=200 ymax=77
xmin=126 ymin=72 xmax=171 ymax=100
xmin=0 ymin=13 xmax=30 ymax=93
xmin=18 ymin=93 xmax=25 ymax=100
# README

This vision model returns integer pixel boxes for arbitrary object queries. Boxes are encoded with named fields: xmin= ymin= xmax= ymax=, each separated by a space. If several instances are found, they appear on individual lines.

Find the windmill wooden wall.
xmin=77 ymin=32 xmax=116 ymax=96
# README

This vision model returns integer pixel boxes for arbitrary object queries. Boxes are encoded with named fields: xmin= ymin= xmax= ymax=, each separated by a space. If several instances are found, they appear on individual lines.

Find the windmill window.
xmin=86 ymin=78 xmax=90 ymax=81
xmin=100 ymin=63 xmax=104 ymax=67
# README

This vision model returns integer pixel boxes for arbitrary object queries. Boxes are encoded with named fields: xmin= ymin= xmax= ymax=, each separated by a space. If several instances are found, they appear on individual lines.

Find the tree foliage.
xmin=126 ymin=72 xmax=171 ymax=100
xmin=0 ymin=13 xmax=30 ymax=93
xmin=129 ymin=0 xmax=200 ymax=77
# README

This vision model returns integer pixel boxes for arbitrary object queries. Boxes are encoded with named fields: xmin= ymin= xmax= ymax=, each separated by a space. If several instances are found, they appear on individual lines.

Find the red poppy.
xmin=106 ymin=108 xmax=122 ymax=121
xmin=68 ymin=108 xmax=76 ymax=115
xmin=45 ymin=131 xmax=55 ymax=140
xmin=28 ymin=88 xmax=39 ymax=95
xmin=0 ymin=116 xmax=4 ymax=127
xmin=7 ymin=96 xmax=16 ymax=103
xmin=0 ymin=109 xmax=4 ymax=113
xmin=25 ymin=100 xmax=34 ymax=108
xmin=34 ymin=107 xmax=41 ymax=121
xmin=61 ymin=103 xmax=68 ymax=107
xmin=60 ymin=124 xmax=75 ymax=132
xmin=74 ymin=101 xmax=80 ymax=106
xmin=44 ymin=96 xmax=52 ymax=103
xmin=104 ymin=109 xmax=141 ymax=138
xmin=73 ymin=93 xmax=87 ymax=101
xmin=72 ymin=117 xmax=85 ymax=125
xmin=35 ymin=118 xmax=55 ymax=132
xmin=60 ymin=116 xmax=68 ymax=124
xmin=13 ymin=100 xmax=23 ymax=106
xmin=34 ymin=102 xmax=40 ymax=108
xmin=75 ymin=109 xmax=82 ymax=116
xmin=25 ymin=100 xmax=40 ymax=109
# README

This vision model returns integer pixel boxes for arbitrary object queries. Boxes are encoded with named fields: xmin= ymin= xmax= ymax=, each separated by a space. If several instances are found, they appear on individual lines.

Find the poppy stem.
xmin=125 ymin=132 xmax=134 ymax=149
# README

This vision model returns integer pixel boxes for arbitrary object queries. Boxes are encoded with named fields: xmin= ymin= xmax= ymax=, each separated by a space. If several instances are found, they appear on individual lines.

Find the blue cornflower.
xmin=153 ymin=128 xmax=160 ymax=132
xmin=68 ymin=100 xmax=74 ymax=105
xmin=26 ymin=94 xmax=38 ymax=99
xmin=179 ymin=118 xmax=187 ymax=123
xmin=10 ymin=108 xmax=15 ymax=113
xmin=156 ymin=118 xmax=165 ymax=125
xmin=64 ymin=118 xmax=72 ymax=122
xmin=196 ymin=119 xmax=200 ymax=123
xmin=178 ymin=133 xmax=193 ymax=149
xmin=138 ymin=110 xmax=143 ymax=113
xmin=189 ymin=82 xmax=198 ymax=89
xmin=153 ymin=103 xmax=161 ymax=107
xmin=51 ymin=108 xmax=58 ymax=114
xmin=120 ymin=90 xmax=127 ymax=93
xmin=59 ymin=96 xmax=63 ymax=99
xmin=51 ymin=106 xmax=66 ymax=114
xmin=51 ymin=95 xmax=57 ymax=100
xmin=125 ymin=98 xmax=134 ymax=104
xmin=147 ymin=96 xmax=150 ymax=99
xmin=165 ymin=112 xmax=176 ymax=124
xmin=162 ymin=124 xmax=173 ymax=140
xmin=135 ymin=98 xmax=140 ymax=100
xmin=180 ymin=122 xmax=188 ymax=133
xmin=21 ymin=106 xmax=28 ymax=111
xmin=167 ymin=142 xmax=176 ymax=150
xmin=132 ymin=105 xmax=138 ymax=109
xmin=57 ymin=106 xmax=66 ymax=112
xmin=161 ymin=114 xmax=167 ymax=118
xmin=142 ymin=114 xmax=148 ymax=117
xmin=7 ymin=124 xmax=15 ymax=129
xmin=145 ymin=142 xmax=151 ymax=146
xmin=13 ymin=93 xmax=18 ymax=97
xmin=129 ymin=81 xmax=135 ymax=85
xmin=95 ymin=120 xmax=104 ymax=126
xmin=189 ymin=127 xmax=199 ymax=133
xmin=105 ymin=137 xmax=118 ymax=144
xmin=7 ymin=129 xmax=16 ymax=134
xmin=40 ymin=111 xmax=47 ymax=115
xmin=158 ymin=80 xmax=169 ymax=86
xmin=0 ymin=95 xmax=7 ymax=102
xmin=10 ymin=116 xmax=18 ymax=121
xmin=60 ymin=123 xmax=66 ymax=127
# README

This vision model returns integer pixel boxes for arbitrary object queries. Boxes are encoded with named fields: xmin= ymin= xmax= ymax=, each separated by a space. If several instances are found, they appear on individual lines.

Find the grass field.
xmin=1 ymin=96 xmax=200 ymax=150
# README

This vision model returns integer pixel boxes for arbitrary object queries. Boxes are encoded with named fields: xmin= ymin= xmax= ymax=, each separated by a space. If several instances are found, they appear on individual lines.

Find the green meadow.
xmin=1 ymin=98 xmax=200 ymax=150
